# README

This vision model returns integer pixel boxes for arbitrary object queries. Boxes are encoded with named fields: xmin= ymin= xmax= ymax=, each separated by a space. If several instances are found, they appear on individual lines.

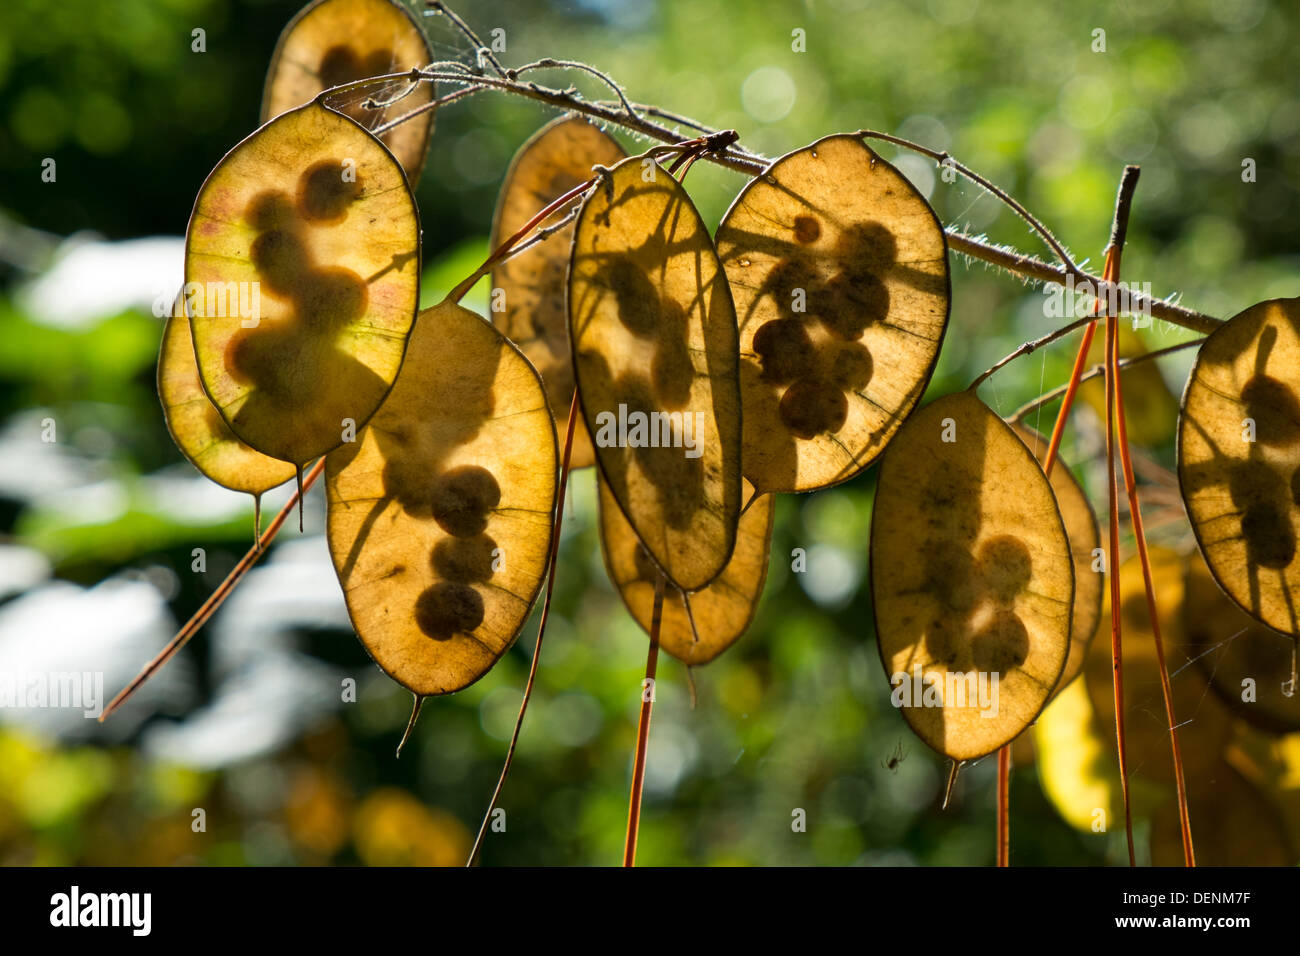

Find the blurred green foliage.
xmin=0 ymin=0 xmax=1295 ymax=866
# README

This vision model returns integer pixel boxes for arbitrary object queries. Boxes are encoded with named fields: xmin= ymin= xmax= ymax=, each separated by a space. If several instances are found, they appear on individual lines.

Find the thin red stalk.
xmin=1112 ymin=332 xmax=1196 ymax=866
xmin=1103 ymin=266 xmax=1137 ymax=867
xmin=623 ymin=575 xmax=664 ymax=867
xmin=101 ymin=457 xmax=326 ymax=722
xmin=466 ymin=389 xmax=580 ymax=866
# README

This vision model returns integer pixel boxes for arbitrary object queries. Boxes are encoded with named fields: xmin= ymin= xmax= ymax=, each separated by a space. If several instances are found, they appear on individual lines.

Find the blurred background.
xmin=0 ymin=0 xmax=1297 ymax=866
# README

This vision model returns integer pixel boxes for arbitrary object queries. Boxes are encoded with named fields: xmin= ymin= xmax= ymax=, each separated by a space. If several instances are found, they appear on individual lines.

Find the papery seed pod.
xmin=716 ymin=134 xmax=950 ymax=495
xmin=872 ymin=391 xmax=1072 ymax=761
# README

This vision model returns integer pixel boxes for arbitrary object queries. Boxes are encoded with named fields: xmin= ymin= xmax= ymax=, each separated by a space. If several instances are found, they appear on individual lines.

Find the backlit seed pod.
xmin=598 ymin=473 xmax=773 ymax=665
xmin=871 ymin=391 xmax=1073 ymax=762
xmin=716 ymin=134 xmax=950 ymax=495
xmin=491 ymin=117 xmax=627 ymax=469
xmin=1179 ymin=297 xmax=1300 ymax=637
xmin=262 ymin=0 xmax=436 ymax=184
xmin=1183 ymin=552 xmax=1299 ymax=733
xmin=185 ymin=101 xmax=421 ymax=468
xmin=1081 ymin=323 xmax=1178 ymax=449
xmin=1012 ymin=424 xmax=1103 ymax=696
xmin=326 ymin=299 xmax=558 ymax=697
xmin=1084 ymin=548 xmax=1233 ymax=785
xmin=158 ymin=294 xmax=296 ymax=499
xmin=569 ymin=154 xmax=742 ymax=592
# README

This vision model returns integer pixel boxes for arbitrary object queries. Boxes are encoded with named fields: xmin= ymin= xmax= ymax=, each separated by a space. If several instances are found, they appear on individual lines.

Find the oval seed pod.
xmin=261 ymin=0 xmax=436 ymax=185
xmin=1012 ymin=424 xmax=1103 ymax=696
xmin=326 ymin=299 xmax=558 ymax=697
xmin=1179 ymin=297 xmax=1300 ymax=637
xmin=598 ymin=473 xmax=773 ymax=666
xmin=1084 ymin=548 xmax=1233 ymax=785
xmin=491 ymin=116 xmax=627 ymax=470
xmin=715 ymin=134 xmax=950 ymax=495
xmin=871 ymin=391 xmax=1072 ymax=761
xmin=185 ymin=101 xmax=421 ymax=468
xmin=568 ymin=154 xmax=742 ymax=592
xmin=158 ymin=293 xmax=296 ymax=501
xmin=1183 ymin=552 xmax=1299 ymax=733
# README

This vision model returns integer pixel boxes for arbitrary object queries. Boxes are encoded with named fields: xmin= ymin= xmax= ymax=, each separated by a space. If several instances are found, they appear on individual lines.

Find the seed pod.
xmin=1084 ymin=548 xmax=1232 ymax=785
xmin=262 ymin=0 xmax=435 ymax=184
xmin=491 ymin=117 xmax=627 ymax=470
xmin=598 ymin=473 xmax=773 ymax=665
xmin=325 ymin=299 xmax=558 ymax=697
xmin=872 ymin=391 xmax=1073 ymax=761
xmin=185 ymin=101 xmax=421 ymax=468
xmin=716 ymin=134 xmax=950 ymax=494
xmin=158 ymin=294 xmax=296 ymax=497
xmin=569 ymin=155 xmax=742 ymax=592
xmin=1012 ymin=424 xmax=1103 ymax=696
xmin=1179 ymin=297 xmax=1300 ymax=637
xmin=1081 ymin=324 xmax=1177 ymax=449
xmin=1183 ymin=551 xmax=1299 ymax=733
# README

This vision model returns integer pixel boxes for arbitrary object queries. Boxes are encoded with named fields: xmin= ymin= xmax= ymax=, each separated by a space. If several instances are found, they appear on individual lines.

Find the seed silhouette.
xmin=871 ymin=391 xmax=1072 ymax=761
xmin=1179 ymin=297 xmax=1300 ymax=636
xmin=491 ymin=116 xmax=627 ymax=470
xmin=185 ymin=101 xmax=420 ymax=468
xmin=716 ymin=134 xmax=950 ymax=494
xmin=262 ymin=0 xmax=436 ymax=184
xmin=326 ymin=299 xmax=557 ymax=697
xmin=569 ymin=154 xmax=742 ymax=592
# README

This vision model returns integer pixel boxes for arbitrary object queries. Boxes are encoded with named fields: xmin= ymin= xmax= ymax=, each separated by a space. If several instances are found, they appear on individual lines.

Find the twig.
xmin=624 ymin=575 xmax=664 ymax=867
xmin=425 ymin=0 xmax=508 ymax=77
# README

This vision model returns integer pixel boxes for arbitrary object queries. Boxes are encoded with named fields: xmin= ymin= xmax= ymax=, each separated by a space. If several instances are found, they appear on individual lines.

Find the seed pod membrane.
xmin=158 ymin=294 xmax=296 ymax=496
xmin=1179 ymin=297 xmax=1300 ymax=637
xmin=491 ymin=117 xmax=627 ymax=470
xmin=1183 ymin=552 xmax=1299 ymax=733
xmin=1012 ymin=424 xmax=1103 ymax=696
xmin=569 ymin=155 xmax=742 ymax=592
xmin=326 ymin=299 xmax=558 ymax=697
xmin=598 ymin=473 xmax=773 ymax=665
xmin=262 ymin=0 xmax=435 ymax=184
xmin=185 ymin=101 xmax=420 ymax=467
xmin=716 ymin=134 xmax=950 ymax=494
xmin=871 ymin=391 xmax=1073 ymax=761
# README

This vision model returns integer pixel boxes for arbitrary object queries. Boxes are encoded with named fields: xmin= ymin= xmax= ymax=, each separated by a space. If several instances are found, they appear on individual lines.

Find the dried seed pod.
xmin=325 ymin=299 xmax=558 ymax=697
xmin=568 ymin=155 xmax=742 ymax=592
xmin=1184 ymin=551 xmax=1300 ymax=733
xmin=158 ymin=294 xmax=296 ymax=497
xmin=871 ymin=391 xmax=1073 ymax=761
xmin=716 ymin=134 xmax=950 ymax=494
xmin=1179 ymin=297 xmax=1300 ymax=637
xmin=262 ymin=0 xmax=435 ymax=184
xmin=491 ymin=117 xmax=627 ymax=470
xmin=598 ymin=473 xmax=773 ymax=665
xmin=185 ymin=101 xmax=421 ymax=468
xmin=1012 ymin=424 xmax=1103 ymax=695
xmin=1081 ymin=324 xmax=1177 ymax=449
xmin=1084 ymin=547 xmax=1233 ymax=785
